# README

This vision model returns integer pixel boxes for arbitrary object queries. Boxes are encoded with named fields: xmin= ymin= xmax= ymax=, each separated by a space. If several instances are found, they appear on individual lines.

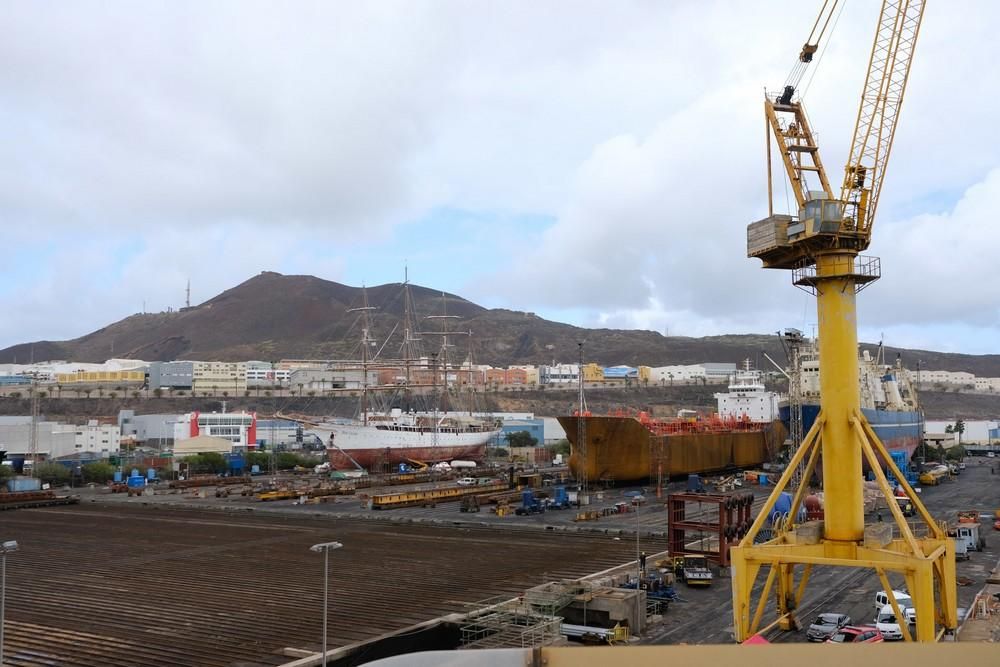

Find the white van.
xmin=873 ymin=590 xmax=911 ymax=611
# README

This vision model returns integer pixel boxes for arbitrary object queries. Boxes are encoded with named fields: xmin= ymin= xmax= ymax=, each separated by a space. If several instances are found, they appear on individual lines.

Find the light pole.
xmin=1 ymin=540 xmax=20 ymax=667
xmin=310 ymin=541 xmax=342 ymax=665
xmin=634 ymin=498 xmax=642 ymax=636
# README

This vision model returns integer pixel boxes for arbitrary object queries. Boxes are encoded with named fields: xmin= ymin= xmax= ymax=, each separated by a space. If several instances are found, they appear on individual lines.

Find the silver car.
xmin=806 ymin=613 xmax=852 ymax=642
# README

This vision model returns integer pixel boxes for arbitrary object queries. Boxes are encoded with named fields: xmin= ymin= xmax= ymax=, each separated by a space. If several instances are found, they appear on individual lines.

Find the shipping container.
xmin=6 ymin=476 xmax=42 ymax=493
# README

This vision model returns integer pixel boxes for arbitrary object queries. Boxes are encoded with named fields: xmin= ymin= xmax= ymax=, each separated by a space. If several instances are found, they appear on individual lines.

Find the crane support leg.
xmin=731 ymin=251 xmax=957 ymax=643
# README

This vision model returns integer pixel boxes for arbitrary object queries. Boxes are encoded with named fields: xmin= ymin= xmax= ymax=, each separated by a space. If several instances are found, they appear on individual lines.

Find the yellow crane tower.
xmin=732 ymin=0 xmax=958 ymax=642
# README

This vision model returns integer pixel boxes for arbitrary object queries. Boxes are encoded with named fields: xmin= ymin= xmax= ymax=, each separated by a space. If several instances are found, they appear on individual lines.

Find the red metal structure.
xmin=667 ymin=491 xmax=754 ymax=567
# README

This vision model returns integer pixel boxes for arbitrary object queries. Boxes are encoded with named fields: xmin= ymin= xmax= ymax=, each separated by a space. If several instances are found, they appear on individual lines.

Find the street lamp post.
xmin=1 ymin=540 xmax=20 ymax=667
xmin=310 ymin=541 xmax=342 ymax=665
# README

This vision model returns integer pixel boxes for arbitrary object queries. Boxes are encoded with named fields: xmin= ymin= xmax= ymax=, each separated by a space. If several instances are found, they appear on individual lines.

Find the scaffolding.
xmin=459 ymin=599 xmax=562 ymax=649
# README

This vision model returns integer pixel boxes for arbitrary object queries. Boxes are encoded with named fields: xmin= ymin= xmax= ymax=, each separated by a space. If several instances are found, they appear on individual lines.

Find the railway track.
xmin=1 ymin=504 xmax=654 ymax=666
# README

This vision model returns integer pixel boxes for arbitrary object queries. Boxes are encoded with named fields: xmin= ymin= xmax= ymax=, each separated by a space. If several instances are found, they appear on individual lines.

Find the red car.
xmin=826 ymin=625 xmax=884 ymax=643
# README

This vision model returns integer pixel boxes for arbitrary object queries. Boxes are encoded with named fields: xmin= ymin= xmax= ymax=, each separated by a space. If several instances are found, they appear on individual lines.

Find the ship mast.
xmin=400 ymin=268 xmax=422 ymax=411
xmin=421 ymin=292 xmax=468 ymax=415
xmin=347 ymin=286 xmax=377 ymax=426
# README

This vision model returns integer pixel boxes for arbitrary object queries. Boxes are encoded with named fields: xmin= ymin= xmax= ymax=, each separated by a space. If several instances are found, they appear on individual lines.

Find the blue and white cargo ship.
xmin=779 ymin=340 xmax=923 ymax=461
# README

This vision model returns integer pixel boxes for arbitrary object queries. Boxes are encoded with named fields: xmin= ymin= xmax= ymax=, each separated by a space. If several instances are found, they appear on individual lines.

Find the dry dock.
xmin=0 ymin=504 xmax=653 ymax=666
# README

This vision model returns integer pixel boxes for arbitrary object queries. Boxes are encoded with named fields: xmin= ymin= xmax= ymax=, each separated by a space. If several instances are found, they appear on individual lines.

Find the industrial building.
xmin=0 ymin=416 xmax=89 ymax=460
xmin=173 ymin=410 xmax=258 ymax=451
xmin=54 ymin=369 xmax=145 ymax=386
xmin=539 ymin=364 xmax=579 ymax=385
xmin=288 ymin=368 xmax=378 ymax=391
xmin=118 ymin=410 xmax=181 ymax=446
xmin=191 ymin=361 xmax=247 ymax=394
xmin=147 ymin=361 xmax=194 ymax=391
xmin=245 ymin=360 xmax=291 ymax=387
xmin=74 ymin=420 xmax=122 ymax=455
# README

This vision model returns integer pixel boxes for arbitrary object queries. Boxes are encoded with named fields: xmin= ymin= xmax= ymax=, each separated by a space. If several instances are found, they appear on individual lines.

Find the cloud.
xmin=2 ymin=1 xmax=1000 ymax=354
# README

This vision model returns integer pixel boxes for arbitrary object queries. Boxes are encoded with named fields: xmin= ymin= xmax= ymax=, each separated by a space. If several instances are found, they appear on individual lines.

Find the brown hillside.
xmin=2 ymin=272 xmax=1000 ymax=375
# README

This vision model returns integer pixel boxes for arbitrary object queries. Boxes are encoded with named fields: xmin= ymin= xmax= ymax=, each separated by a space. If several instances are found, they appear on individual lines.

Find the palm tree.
xmin=83 ymin=389 xmax=93 ymax=400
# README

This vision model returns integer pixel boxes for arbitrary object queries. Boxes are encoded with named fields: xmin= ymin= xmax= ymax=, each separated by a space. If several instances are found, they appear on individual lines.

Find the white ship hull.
xmin=308 ymin=422 xmax=500 ymax=451
xmin=307 ymin=421 xmax=501 ymax=469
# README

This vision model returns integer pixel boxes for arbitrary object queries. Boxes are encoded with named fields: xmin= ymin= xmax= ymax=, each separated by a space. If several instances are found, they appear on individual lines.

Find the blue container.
xmin=126 ymin=475 xmax=146 ymax=489
xmin=146 ymin=468 xmax=157 ymax=481
xmin=7 ymin=477 xmax=42 ymax=493
xmin=758 ymin=474 xmax=768 ymax=486
xmin=113 ymin=470 xmax=123 ymax=483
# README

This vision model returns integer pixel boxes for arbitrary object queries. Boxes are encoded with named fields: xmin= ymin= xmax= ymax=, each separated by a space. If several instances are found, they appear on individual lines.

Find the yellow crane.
xmin=733 ymin=0 xmax=958 ymax=642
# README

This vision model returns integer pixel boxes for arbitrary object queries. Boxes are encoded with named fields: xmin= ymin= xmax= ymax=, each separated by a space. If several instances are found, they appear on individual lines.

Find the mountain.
xmin=3 ymin=271 xmax=1000 ymax=375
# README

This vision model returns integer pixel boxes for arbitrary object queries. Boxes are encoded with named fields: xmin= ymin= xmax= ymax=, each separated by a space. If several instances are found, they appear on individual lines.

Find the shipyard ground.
xmin=644 ymin=461 xmax=999 ymax=645
xmin=2 ymin=464 xmax=996 ymax=665
xmin=0 ymin=504 xmax=657 ymax=667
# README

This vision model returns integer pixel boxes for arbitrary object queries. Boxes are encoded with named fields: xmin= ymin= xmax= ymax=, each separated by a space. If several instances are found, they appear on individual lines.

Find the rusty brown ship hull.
xmin=558 ymin=415 xmax=786 ymax=483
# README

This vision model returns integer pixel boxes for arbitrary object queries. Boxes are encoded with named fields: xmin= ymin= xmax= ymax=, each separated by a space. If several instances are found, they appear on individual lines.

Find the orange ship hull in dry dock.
xmin=558 ymin=411 xmax=786 ymax=484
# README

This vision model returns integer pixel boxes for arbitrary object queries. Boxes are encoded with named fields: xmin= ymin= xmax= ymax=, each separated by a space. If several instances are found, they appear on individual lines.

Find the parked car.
xmin=874 ymin=604 xmax=915 ymax=640
xmin=456 ymin=477 xmax=477 ymax=486
xmin=826 ymin=626 xmax=884 ymax=643
xmin=806 ymin=613 xmax=852 ymax=642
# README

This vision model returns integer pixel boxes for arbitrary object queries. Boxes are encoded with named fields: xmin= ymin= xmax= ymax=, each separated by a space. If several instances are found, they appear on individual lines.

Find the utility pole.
xmin=28 ymin=383 xmax=39 ymax=476
xmin=186 ymin=279 xmax=191 ymax=309
xmin=577 ymin=342 xmax=588 ymax=503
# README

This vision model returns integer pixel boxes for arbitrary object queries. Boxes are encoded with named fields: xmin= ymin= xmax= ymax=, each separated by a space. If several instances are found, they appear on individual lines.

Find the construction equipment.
xmin=949 ymin=522 xmax=985 ymax=554
xmin=549 ymin=486 xmax=571 ymax=510
xmin=674 ymin=555 xmax=713 ymax=587
xmin=733 ymin=0 xmax=958 ymax=643
xmin=460 ymin=495 xmax=481 ymax=513
xmin=515 ymin=489 xmax=545 ymax=516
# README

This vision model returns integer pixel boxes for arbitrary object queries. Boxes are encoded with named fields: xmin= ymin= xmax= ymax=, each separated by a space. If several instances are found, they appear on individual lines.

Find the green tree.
xmin=504 ymin=430 xmax=539 ymax=448
xmin=547 ymin=439 xmax=571 ymax=456
xmin=945 ymin=445 xmax=966 ymax=462
xmin=82 ymin=462 xmax=116 ymax=484
xmin=0 ymin=465 xmax=14 ymax=483
xmin=183 ymin=452 xmax=228 ymax=474
xmin=153 ymin=387 xmax=163 ymax=398
xmin=34 ymin=462 xmax=71 ymax=485
xmin=953 ymin=419 xmax=965 ymax=445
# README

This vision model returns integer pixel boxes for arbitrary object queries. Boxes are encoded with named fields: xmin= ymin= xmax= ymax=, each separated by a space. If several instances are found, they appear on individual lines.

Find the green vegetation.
xmin=82 ymin=462 xmax=116 ymax=484
xmin=546 ymin=439 xmax=571 ymax=456
xmin=945 ymin=444 xmax=966 ymax=462
xmin=504 ymin=430 xmax=538 ymax=448
xmin=245 ymin=451 xmax=318 ymax=471
xmin=0 ymin=465 xmax=14 ymax=483
xmin=182 ymin=452 xmax=228 ymax=474
xmin=486 ymin=447 xmax=509 ymax=459
xmin=34 ymin=462 xmax=70 ymax=485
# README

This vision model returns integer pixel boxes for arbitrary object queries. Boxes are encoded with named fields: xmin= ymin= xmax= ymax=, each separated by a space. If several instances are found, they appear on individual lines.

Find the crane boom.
xmin=841 ymin=0 xmax=926 ymax=241
xmin=734 ymin=0 xmax=955 ymax=644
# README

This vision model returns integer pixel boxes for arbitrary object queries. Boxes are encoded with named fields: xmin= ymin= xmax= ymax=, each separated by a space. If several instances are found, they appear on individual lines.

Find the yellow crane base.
xmin=731 ymin=410 xmax=958 ymax=643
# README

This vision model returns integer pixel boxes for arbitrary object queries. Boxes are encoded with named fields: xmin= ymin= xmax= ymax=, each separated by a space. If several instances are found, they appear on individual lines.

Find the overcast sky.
xmin=3 ymin=1 xmax=998 ymax=356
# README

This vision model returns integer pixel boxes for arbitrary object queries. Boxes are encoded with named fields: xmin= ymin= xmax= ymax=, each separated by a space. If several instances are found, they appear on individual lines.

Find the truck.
xmin=674 ymin=555 xmax=713 ymax=587
xmin=951 ymin=522 xmax=985 ymax=554
xmin=515 ymin=489 xmax=545 ymax=515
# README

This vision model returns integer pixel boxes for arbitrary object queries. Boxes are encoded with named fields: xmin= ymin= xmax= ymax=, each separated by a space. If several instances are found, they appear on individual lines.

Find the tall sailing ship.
xmin=304 ymin=278 xmax=501 ymax=470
